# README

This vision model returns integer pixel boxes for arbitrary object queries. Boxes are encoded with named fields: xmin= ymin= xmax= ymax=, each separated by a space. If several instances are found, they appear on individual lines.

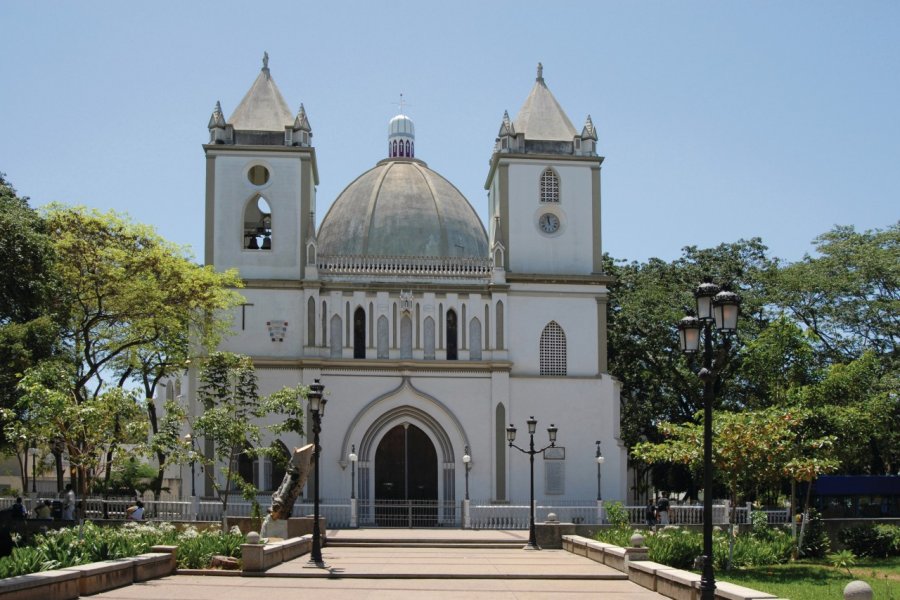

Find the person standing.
xmin=656 ymin=493 xmax=670 ymax=525
xmin=62 ymin=484 xmax=76 ymax=520
xmin=645 ymin=500 xmax=657 ymax=528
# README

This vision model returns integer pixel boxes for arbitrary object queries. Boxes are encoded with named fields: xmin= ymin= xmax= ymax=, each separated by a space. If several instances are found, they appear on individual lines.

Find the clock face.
xmin=539 ymin=213 xmax=560 ymax=234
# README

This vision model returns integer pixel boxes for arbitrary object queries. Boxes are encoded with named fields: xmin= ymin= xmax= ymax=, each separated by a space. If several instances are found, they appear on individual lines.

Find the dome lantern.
xmin=388 ymin=95 xmax=415 ymax=159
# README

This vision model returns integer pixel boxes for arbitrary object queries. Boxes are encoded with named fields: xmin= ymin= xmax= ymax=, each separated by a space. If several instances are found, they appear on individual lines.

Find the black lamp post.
xmin=595 ymin=441 xmax=604 ymax=501
xmin=462 ymin=446 xmax=471 ymax=501
xmin=184 ymin=434 xmax=196 ymax=497
xmin=306 ymin=379 xmax=328 ymax=568
xmin=506 ymin=417 xmax=558 ymax=550
xmin=349 ymin=444 xmax=357 ymax=500
xmin=676 ymin=283 xmax=740 ymax=600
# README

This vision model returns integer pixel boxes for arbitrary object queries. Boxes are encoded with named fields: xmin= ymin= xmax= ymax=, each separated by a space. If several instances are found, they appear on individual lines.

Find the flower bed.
xmin=0 ymin=521 xmax=245 ymax=578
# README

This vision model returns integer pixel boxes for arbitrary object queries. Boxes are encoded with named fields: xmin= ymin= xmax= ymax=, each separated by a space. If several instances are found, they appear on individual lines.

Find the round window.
xmin=247 ymin=165 xmax=270 ymax=186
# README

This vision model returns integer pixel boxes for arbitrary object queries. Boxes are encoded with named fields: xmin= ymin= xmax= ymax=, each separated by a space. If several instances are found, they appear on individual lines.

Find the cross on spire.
xmin=537 ymin=62 xmax=544 ymax=83
xmin=395 ymin=92 xmax=411 ymax=115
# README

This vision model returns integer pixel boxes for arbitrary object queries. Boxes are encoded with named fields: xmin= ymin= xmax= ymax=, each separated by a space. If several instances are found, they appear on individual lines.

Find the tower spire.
xmin=536 ymin=62 xmax=544 ymax=84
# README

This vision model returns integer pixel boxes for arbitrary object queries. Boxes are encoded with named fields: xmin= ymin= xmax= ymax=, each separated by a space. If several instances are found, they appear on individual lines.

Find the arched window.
xmin=330 ymin=314 xmax=342 ymax=358
xmin=405 ymin=140 xmax=410 ymax=156
xmin=234 ymin=442 xmax=254 ymax=486
xmin=496 ymin=301 xmax=505 ymax=349
xmin=353 ymin=307 xmax=366 ymax=359
xmin=393 ymin=140 xmax=398 ymax=157
xmin=244 ymin=196 xmax=273 ymax=249
xmin=377 ymin=315 xmax=389 ymax=358
xmin=540 ymin=168 xmax=560 ymax=203
xmin=469 ymin=318 xmax=482 ymax=360
xmin=307 ymin=297 xmax=316 ymax=346
xmin=400 ymin=315 xmax=413 ymax=359
xmin=423 ymin=316 xmax=435 ymax=359
xmin=539 ymin=321 xmax=567 ymax=376
xmin=446 ymin=309 xmax=458 ymax=360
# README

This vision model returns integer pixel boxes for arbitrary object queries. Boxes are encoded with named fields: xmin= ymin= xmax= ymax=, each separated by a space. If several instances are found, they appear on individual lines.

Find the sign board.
xmin=543 ymin=446 xmax=565 ymax=460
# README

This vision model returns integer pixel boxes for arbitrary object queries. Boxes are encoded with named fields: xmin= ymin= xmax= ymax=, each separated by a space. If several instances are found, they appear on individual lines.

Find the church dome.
xmin=389 ymin=114 xmax=415 ymax=138
xmin=317 ymin=157 xmax=489 ymax=260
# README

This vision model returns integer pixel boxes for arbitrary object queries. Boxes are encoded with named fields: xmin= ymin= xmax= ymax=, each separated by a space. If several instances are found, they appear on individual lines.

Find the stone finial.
xmin=246 ymin=531 xmax=261 ymax=544
xmin=208 ymin=101 xmax=226 ymax=129
xmin=263 ymin=51 xmax=269 ymax=70
xmin=537 ymin=62 xmax=544 ymax=83
xmin=499 ymin=110 xmax=515 ymax=136
xmin=629 ymin=532 xmax=645 ymax=548
xmin=293 ymin=103 xmax=311 ymax=132
xmin=581 ymin=114 xmax=597 ymax=140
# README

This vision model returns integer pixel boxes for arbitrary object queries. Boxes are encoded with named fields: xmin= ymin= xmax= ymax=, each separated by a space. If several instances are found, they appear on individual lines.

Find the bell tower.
xmin=204 ymin=53 xmax=319 ymax=280
xmin=485 ymin=63 xmax=603 ymax=276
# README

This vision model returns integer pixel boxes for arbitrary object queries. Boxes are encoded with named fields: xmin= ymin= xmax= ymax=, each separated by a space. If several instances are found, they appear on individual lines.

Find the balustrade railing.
xmin=318 ymin=254 xmax=493 ymax=279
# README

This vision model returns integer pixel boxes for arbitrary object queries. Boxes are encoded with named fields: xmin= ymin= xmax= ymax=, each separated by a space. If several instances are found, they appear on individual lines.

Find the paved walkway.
xmin=89 ymin=529 xmax=670 ymax=599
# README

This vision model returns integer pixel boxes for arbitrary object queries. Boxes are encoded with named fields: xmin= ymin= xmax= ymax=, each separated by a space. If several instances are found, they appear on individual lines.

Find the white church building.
xmin=188 ymin=56 xmax=626 ymax=524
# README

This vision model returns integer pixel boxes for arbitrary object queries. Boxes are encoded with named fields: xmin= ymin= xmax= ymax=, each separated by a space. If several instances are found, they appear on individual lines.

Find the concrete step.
xmin=329 ymin=540 xmax=524 ymax=549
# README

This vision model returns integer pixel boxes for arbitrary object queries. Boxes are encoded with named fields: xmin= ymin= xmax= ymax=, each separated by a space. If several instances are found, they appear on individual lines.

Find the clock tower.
xmin=485 ymin=63 xmax=603 ymax=277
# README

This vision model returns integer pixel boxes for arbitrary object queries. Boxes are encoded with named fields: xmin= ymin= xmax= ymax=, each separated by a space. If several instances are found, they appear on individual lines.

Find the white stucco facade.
xmin=188 ymin=60 xmax=626 ymax=518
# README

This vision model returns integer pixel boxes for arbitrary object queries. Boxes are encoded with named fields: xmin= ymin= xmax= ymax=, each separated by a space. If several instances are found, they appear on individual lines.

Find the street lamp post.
xmin=349 ymin=444 xmax=358 ymax=529
xmin=506 ymin=417 xmax=558 ymax=550
xmin=462 ymin=446 xmax=471 ymax=501
xmin=462 ymin=446 xmax=472 ymax=529
xmin=595 ymin=441 xmax=604 ymax=501
xmin=676 ymin=282 xmax=740 ymax=600
xmin=349 ymin=444 xmax=357 ymax=500
xmin=306 ymin=379 xmax=328 ymax=568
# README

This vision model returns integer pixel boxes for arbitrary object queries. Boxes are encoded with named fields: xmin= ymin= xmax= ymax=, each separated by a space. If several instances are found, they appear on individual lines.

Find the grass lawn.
xmin=717 ymin=557 xmax=900 ymax=600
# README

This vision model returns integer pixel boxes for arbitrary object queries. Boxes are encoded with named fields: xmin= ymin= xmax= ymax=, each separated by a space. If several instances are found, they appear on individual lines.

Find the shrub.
xmin=604 ymin=501 xmax=630 ymax=529
xmin=799 ymin=508 xmax=830 ymax=558
xmin=652 ymin=527 xmax=703 ymax=570
xmin=839 ymin=523 xmax=899 ymax=558
xmin=0 ymin=521 xmax=244 ymax=577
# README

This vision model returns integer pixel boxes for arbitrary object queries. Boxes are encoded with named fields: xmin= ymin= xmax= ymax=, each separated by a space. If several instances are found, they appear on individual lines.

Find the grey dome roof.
xmin=318 ymin=158 xmax=488 ymax=259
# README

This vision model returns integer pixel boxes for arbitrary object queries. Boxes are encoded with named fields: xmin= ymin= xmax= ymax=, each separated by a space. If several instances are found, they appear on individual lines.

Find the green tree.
xmin=19 ymin=205 xmax=241 ymax=495
xmin=632 ymin=406 xmax=838 ymax=508
xmin=0 ymin=176 xmax=62 ymax=480
xmin=773 ymin=222 xmax=899 ymax=364
xmin=4 ymin=360 xmax=147 ymax=496
xmin=193 ymin=352 xmax=307 ymax=524
xmin=606 ymin=239 xmax=776 ymax=497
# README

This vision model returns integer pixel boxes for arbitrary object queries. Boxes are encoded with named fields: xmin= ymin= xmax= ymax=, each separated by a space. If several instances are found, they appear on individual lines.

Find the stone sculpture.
xmin=269 ymin=443 xmax=314 ymax=520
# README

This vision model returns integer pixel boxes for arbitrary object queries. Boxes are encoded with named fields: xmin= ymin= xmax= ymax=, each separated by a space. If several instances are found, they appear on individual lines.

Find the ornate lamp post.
xmin=349 ymin=444 xmax=358 ymax=528
xmin=506 ymin=417 xmax=558 ymax=550
xmin=306 ymin=379 xmax=328 ymax=568
xmin=676 ymin=283 xmax=740 ymax=600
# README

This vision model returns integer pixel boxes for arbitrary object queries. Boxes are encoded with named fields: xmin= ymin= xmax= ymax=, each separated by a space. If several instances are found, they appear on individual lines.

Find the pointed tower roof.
xmin=228 ymin=52 xmax=294 ymax=132
xmin=293 ymin=103 xmax=311 ymax=132
xmin=208 ymin=101 xmax=226 ymax=128
xmin=581 ymin=114 xmax=598 ymax=141
xmin=498 ymin=110 xmax=516 ymax=136
xmin=513 ymin=63 xmax=577 ymax=141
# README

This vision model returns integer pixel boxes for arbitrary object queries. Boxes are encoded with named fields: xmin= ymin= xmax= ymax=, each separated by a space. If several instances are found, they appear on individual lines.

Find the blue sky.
xmin=1 ymin=1 xmax=897 ymax=264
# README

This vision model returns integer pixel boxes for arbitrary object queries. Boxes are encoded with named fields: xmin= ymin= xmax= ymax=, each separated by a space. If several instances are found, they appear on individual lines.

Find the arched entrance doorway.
xmin=374 ymin=423 xmax=438 ymax=526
